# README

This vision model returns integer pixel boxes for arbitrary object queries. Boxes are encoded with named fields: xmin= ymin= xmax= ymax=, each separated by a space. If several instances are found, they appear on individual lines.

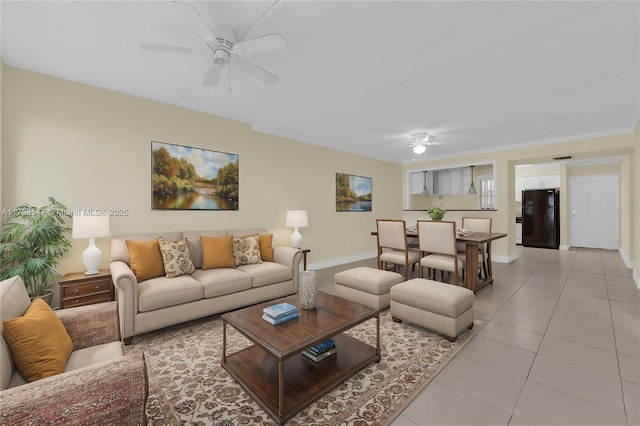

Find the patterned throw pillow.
xmin=233 ymin=234 xmax=263 ymax=266
xmin=158 ymin=237 xmax=195 ymax=278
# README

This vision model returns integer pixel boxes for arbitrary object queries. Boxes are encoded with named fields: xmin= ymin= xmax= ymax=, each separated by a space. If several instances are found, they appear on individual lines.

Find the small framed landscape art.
xmin=151 ymin=141 xmax=239 ymax=210
xmin=336 ymin=173 xmax=372 ymax=212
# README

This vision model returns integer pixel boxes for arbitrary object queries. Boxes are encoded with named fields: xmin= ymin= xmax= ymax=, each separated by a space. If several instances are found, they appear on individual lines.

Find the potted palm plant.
xmin=0 ymin=197 xmax=72 ymax=305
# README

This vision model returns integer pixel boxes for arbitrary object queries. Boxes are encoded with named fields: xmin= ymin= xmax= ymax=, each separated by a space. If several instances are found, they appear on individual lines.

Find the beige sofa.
xmin=1 ymin=276 xmax=147 ymax=425
xmin=110 ymin=228 xmax=303 ymax=342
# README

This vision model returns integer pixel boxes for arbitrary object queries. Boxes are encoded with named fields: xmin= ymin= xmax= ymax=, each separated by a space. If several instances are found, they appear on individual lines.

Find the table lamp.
xmin=286 ymin=210 xmax=308 ymax=248
xmin=72 ymin=214 xmax=110 ymax=275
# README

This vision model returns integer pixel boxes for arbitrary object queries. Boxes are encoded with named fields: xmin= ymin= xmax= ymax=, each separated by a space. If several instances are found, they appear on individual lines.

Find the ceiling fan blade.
xmin=202 ymin=64 xmax=224 ymax=87
xmin=140 ymin=42 xmax=204 ymax=55
xmin=170 ymin=0 xmax=215 ymax=40
xmin=232 ymin=33 xmax=286 ymax=55
xmin=235 ymin=59 xmax=279 ymax=85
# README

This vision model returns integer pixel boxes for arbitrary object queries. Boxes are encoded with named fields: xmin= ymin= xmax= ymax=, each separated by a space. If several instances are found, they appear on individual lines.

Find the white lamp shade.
xmin=286 ymin=210 xmax=308 ymax=228
xmin=286 ymin=210 xmax=308 ymax=248
xmin=72 ymin=214 xmax=110 ymax=275
xmin=72 ymin=214 xmax=110 ymax=238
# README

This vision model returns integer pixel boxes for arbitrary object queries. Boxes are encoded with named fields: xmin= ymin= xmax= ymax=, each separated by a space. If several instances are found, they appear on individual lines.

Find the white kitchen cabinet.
xmin=409 ymin=171 xmax=433 ymax=194
xmin=516 ymin=174 xmax=559 ymax=201
xmin=515 ymin=222 xmax=522 ymax=244
xmin=523 ymin=174 xmax=560 ymax=190
xmin=409 ymin=167 xmax=472 ymax=196
xmin=433 ymin=169 xmax=451 ymax=195
xmin=542 ymin=174 xmax=561 ymax=188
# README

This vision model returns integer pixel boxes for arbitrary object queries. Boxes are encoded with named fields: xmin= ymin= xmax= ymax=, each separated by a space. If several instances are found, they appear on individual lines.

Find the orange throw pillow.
xmin=259 ymin=234 xmax=274 ymax=262
xmin=126 ymin=238 xmax=165 ymax=282
xmin=201 ymin=235 xmax=235 ymax=269
xmin=3 ymin=299 xmax=73 ymax=382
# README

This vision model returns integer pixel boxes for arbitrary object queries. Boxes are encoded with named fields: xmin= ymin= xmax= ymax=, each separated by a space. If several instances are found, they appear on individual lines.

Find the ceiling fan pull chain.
xmin=228 ymin=62 xmax=232 ymax=92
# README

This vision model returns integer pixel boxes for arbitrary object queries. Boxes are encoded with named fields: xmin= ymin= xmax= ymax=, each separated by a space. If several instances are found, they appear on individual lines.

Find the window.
xmin=479 ymin=175 xmax=495 ymax=209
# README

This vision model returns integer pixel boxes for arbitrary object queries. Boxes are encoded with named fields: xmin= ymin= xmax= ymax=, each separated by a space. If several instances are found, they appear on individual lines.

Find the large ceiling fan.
xmin=409 ymin=132 xmax=444 ymax=155
xmin=140 ymin=1 xmax=286 ymax=91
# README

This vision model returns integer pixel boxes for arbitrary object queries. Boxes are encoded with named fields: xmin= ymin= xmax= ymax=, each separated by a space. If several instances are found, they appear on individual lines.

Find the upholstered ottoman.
xmin=334 ymin=267 xmax=404 ymax=310
xmin=390 ymin=278 xmax=474 ymax=341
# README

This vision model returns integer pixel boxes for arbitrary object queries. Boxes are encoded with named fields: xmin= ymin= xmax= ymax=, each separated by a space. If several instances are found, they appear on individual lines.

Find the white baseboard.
xmin=559 ymin=244 xmax=570 ymax=251
xmin=307 ymin=251 xmax=377 ymax=271
xmin=493 ymin=252 xmax=518 ymax=264
xmin=617 ymin=248 xmax=638 ymax=289
xmin=618 ymin=248 xmax=634 ymax=269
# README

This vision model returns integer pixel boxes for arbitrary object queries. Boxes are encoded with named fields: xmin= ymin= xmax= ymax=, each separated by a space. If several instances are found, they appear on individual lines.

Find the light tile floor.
xmin=313 ymin=246 xmax=639 ymax=426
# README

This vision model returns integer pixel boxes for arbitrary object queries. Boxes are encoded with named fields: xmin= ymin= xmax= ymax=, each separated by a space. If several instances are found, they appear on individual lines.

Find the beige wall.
xmin=0 ymin=60 xmax=3 ymax=214
xmin=634 ymin=121 xmax=640 ymax=287
xmin=2 ymin=66 xmax=402 ymax=275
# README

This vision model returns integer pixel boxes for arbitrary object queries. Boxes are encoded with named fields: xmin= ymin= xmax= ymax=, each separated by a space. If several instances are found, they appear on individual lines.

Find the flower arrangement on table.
xmin=427 ymin=207 xmax=445 ymax=221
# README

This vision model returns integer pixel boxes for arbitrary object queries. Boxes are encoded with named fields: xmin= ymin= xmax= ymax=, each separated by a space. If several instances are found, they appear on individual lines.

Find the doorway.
xmin=569 ymin=174 xmax=619 ymax=249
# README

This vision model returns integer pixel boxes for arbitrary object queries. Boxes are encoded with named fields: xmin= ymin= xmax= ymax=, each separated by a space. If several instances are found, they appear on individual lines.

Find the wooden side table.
xmin=59 ymin=269 xmax=114 ymax=309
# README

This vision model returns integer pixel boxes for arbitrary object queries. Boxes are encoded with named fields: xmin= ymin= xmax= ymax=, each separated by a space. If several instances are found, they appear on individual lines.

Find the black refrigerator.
xmin=522 ymin=189 xmax=560 ymax=249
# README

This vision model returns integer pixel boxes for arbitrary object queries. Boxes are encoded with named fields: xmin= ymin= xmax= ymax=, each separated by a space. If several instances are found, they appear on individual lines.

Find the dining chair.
xmin=457 ymin=217 xmax=492 ymax=279
xmin=376 ymin=219 xmax=421 ymax=281
xmin=417 ymin=220 xmax=464 ymax=285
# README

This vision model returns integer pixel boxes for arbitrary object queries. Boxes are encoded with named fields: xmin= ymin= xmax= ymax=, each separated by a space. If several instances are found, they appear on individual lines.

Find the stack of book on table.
xmin=302 ymin=338 xmax=337 ymax=362
xmin=262 ymin=302 xmax=299 ymax=325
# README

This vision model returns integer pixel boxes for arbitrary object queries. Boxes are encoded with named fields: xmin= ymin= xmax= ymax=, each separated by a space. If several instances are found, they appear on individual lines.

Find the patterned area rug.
xmin=125 ymin=309 xmax=482 ymax=425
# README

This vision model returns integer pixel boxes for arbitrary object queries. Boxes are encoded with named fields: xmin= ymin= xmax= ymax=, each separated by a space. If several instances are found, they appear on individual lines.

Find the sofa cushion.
xmin=233 ymin=234 xmax=262 ymax=266
xmin=138 ymin=275 xmax=203 ymax=312
xmin=126 ymin=238 xmax=165 ymax=282
xmin=159 ymin=237 xmax=195 ymax=278
xmin=191 ymin=269 xmax=253 ymax=298
xmin=3 ymin=299 xmax=73 ymax=383
xmin=201 ymin=235 xmax=236 ymax=269
xmin=259 ymin=234 xmax=274 ymax=262
xmin=183 ymin=230 xmax=227 ymax=269
xmin=65 ymin=342 xmax=123 ymax=372
xmin=236 ymin=262 xmax=293 ymax=288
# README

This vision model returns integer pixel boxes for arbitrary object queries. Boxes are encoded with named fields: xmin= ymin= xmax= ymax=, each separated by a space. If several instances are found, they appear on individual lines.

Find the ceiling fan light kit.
xmin=410 ymin=131 xmax=439 ymax=155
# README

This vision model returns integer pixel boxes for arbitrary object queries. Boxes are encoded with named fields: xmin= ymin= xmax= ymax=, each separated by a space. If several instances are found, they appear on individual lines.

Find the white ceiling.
xmin=2 ymin=1 xmax=638 ymax=164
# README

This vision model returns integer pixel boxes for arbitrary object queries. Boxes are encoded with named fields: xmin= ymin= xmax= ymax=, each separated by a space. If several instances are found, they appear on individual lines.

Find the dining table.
xmin=371 ymin=230 xmax=507 ymax=293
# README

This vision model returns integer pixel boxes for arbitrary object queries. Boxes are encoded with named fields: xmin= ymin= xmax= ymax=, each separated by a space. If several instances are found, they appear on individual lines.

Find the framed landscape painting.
xmin=336 ymin=173 xmax=372 ymax=212
xmin=151 ymin=141 xmax=239 ymax=210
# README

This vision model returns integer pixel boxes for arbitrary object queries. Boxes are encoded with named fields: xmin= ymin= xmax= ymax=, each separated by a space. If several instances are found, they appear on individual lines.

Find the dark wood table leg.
xmin=278 ymin=360 xmax=284 ymax=417
xmin=222 ymin=319 xmax=227 ymax=364
xmin=486 ymin=242 xmax=494 ymax=283
xmin=375 ymin=314 xmax=381 ymax=361
xmin=465 ymin=242 xmax=480 ymax=292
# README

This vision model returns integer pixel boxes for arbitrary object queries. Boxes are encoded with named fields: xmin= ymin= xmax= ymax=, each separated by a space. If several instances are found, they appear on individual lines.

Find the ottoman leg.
xmin=468 ymin=322 xmax=474 ymax=330
xmin=392 ymin=316 xmax=402 ymax=323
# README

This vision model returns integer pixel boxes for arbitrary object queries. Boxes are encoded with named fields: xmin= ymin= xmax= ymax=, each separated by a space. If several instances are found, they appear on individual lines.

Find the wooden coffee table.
xmin=221 ymin=292 xmax=380 ymax=425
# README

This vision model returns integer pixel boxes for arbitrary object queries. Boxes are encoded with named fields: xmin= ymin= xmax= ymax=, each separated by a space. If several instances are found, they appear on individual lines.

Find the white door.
xmin=569 ymin=174 xmax=618 ymax=249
